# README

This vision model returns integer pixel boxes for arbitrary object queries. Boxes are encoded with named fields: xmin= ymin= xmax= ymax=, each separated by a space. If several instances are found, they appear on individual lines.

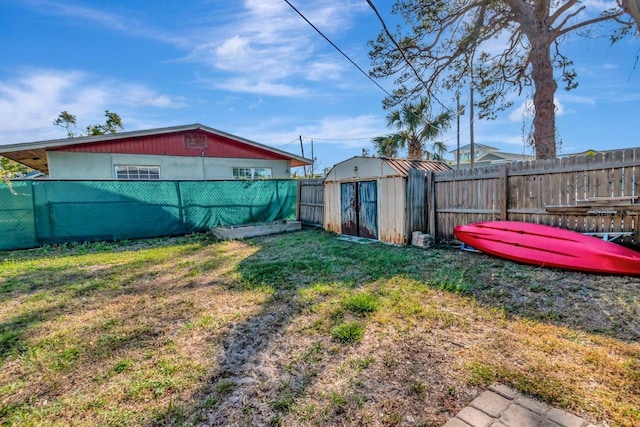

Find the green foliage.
xmin=215 ymin=380 xmax=234 ymax=395
xmin=0 ymin=157 xmax=31 ymax=178
xmin=53 ymin=110 xmax=78 ymax=137
xmin=342 ymin=292 xmax=380 ymax=315
xmin=54 ymin=110 xmax=123 ymax=138
xmin=86 ymin=110 xmax=124 ymax=136
xmin=372 ymin=98 xmax=452 ymax=160
xmin=369 ymin=1 xmax=635 ymax=160
xmin=331 ymin=322 xmax=364 ymax=344
xmin=0 ymin=157 xmax=32 ymax=192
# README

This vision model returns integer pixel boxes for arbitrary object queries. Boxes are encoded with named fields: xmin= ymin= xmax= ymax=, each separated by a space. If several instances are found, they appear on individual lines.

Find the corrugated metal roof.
xmin=381 ymin=157 xmax=451 ymax=176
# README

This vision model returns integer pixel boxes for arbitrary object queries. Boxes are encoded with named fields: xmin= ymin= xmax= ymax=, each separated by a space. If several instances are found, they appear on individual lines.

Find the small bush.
xmin=343 ymin=292 xmax=380 ymax=315
xmin=331 ymin=322 xmax=364 ymax=344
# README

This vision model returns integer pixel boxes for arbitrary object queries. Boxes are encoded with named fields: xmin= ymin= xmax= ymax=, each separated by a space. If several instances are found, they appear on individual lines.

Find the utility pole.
xmin=456 ymin=92 xmax=461 ymax=170
xmin=299 ymin=135 xmax=307 ymax=176
xmin=470 ymin=86 xmax=475 ymax=169
xmin=311 ymin=139 xmax=314 ymax=177
xmin=469 ymin=57 xmax=475 ymax=169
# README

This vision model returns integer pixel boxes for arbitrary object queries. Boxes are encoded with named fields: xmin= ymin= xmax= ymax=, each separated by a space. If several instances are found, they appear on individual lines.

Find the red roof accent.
xmin=51 ymin=129 xmax=289 ymax=161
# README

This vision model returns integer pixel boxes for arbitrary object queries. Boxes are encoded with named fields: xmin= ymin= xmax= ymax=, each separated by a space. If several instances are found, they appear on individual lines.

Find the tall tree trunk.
xmin=408 ymin=139 xmax=423 ymax=159
xmin=530 ymin=37 xmax=557 ymax=160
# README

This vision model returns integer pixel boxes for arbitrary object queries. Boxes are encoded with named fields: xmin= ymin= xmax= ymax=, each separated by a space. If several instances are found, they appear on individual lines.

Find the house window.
xmin=115 ymin=165 xmax=161 ymax=180
xmin=232 ymin=167 xmax=272 ymax=179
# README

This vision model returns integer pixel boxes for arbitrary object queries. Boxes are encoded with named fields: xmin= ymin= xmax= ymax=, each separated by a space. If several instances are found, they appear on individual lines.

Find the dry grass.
xmin=0 ymin=229 xmax=638 ymax=426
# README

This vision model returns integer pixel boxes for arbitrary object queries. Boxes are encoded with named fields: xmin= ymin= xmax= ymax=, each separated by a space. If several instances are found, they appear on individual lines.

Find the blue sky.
xmin=1 ymin=0 xmax=639 ymax=173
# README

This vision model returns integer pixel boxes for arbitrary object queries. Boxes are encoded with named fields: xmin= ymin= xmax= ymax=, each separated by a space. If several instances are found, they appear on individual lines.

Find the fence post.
xmin=499 ymin=165 xmax=509 ymax=221
xmin=175 ymin=181 xmax=185 ymax=231
xmin=427 ymin=171 xmax=436 ymax=240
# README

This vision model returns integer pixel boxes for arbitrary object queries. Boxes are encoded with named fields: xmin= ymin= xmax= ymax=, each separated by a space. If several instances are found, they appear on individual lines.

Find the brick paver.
xmin=444 ymin=384 xmax=597 ymax=427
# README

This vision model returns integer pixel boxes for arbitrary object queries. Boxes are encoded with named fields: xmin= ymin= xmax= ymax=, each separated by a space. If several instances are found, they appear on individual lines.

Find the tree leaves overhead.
xmin=369 ymin=0 xmax=635 ymax=160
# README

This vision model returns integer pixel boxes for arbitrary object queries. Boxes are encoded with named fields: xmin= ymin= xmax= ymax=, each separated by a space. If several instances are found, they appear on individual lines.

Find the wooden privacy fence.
xmin=428 ymin=149 xmax=640 ymax=240
xmin=298 ymin=179 xmax=324 ymax=227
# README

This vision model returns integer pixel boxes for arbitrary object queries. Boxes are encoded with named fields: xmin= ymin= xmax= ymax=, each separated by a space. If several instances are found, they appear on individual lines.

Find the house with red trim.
xmin=0 ymin=124 xmax=311 ymax=180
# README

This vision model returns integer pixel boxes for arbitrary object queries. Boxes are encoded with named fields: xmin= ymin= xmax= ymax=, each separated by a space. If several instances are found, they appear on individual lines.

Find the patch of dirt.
xmin=196 ymin=244 xmax=639 ymax=427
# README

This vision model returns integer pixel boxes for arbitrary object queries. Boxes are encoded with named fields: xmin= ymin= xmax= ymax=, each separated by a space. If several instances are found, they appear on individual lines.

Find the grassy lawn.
xmin=0 ymin=229 xmax=638 ymax=426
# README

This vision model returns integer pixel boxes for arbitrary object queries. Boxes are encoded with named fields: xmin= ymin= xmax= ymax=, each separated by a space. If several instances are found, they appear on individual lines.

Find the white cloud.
xmin=119 ymin=85 xmax=186 ymax=108
xmin=306 ymin=60 xmax=345 ymax=81
xmin=301 ymin=115 xmax=387 ymax=146
xmin=20 ymin=0 xmax=370 ymax=98
xmin=22 ymin=0 xmax=188 ymax=47
xmin=186 ymin=0 xmax=368 ymax=96
xmin=210 ymin=78 xmax=308 ymax=97
xmin=235 ymin=114 xmax=385 ymax=149
xmin=0 ymin=69 xmax=185 ymax=144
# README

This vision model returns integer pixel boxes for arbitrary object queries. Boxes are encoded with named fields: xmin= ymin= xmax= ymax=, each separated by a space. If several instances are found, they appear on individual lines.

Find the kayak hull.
xmin=453 ymin=221 xmax=640 ymax=276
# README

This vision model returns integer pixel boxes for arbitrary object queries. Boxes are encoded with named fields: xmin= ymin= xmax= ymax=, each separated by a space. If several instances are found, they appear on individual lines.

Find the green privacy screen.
xmin=0 ymin=180 xmax=298 ymax=251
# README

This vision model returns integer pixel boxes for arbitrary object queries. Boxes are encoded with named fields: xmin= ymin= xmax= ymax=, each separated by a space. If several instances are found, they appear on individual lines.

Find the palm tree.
xmin=372 ymin=99 xmax=452 ymax=160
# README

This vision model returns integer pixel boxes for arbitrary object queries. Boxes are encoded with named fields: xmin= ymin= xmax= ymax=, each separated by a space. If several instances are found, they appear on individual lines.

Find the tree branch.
xmin=558 ymin=10 xmax=625 ymax=36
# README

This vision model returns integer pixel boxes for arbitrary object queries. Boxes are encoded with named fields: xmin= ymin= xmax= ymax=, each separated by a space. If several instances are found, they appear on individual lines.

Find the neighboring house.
xmin=0 ymin=123 xmax=311 ymax=180
xmin=449 ymin=143 xmax=534 ymax=168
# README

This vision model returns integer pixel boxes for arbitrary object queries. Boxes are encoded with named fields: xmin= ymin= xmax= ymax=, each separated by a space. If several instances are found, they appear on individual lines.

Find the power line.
xmin=366 ymin=0 xmax=450 ymax=111
xmin=283 ymin=0 xmax=393 ymax=98
xmin=277 ymin=137 xmax=300 ymax=150
xmin=299 ymin=135 xmax=378 ymax=142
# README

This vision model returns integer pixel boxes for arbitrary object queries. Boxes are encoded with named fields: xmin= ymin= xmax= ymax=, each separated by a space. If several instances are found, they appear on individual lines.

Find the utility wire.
xmin=283 ymin=0 xmax=393 ymax=98
xmin=300 ymin=135 xmax=378 ymax=142
xmin=366 ymin=0 xmax=450 ymax=111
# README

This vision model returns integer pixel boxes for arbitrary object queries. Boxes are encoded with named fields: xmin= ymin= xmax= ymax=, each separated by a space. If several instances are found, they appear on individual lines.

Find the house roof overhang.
xmin=0 ymin=123 xmax=312 ymax=174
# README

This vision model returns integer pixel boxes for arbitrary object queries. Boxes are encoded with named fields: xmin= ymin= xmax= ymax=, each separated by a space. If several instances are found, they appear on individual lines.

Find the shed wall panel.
xmin=378 ymin=177 xmax=406 ymax=245
xmin=324 ymin=181 xmax=342 ymax=234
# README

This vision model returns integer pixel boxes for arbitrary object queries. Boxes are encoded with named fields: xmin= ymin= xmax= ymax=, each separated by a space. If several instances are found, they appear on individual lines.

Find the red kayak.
xmin=454 ymin=221 xmax=640 ymax=276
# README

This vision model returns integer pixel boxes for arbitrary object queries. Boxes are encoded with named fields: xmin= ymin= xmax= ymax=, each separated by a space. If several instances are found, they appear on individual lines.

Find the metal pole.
xmin=470 ymin=85 xmax=475 ymax=169
xmin=456 ymin=92 xmax=460 ymax=170
xmin=311 ymin=139 xmax=314 ymax=177
xmin=299 ymin=135 xmax=307 ymax=176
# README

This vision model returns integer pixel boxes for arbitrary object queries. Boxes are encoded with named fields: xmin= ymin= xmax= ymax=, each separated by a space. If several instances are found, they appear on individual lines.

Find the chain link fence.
xmin=0 ymin=179 xmax=298 ymax=251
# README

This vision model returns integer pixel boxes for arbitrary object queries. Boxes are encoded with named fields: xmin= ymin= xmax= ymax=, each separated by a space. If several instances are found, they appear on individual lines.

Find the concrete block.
xmin=470 ymin=391 xmax=512 ymax=418
xmin=499 ymin=404 xmax=542 ymax=427
xmin=488 ymin=384 xmax=518 ymax=400
xmin=411 ymin=232 xmax=433 ymax=248
xmin=443 ymin=418 xmax=473 ymax=427
xmin=515 ymin=396 xmax=552 ymax=415
xmin=545 ymin=408 xmax=586 ymax=427
xmin=456 ymin=406 xmax=494 ymax=427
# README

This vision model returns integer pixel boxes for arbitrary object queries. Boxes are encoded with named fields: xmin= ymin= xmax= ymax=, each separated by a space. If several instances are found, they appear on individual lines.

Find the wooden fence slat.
xmin=432 ymin=148 xmax=640 ymax=240
xmin=307 ymin=148 xmax=640 ymax=243
xmin=299 ymin=179 xmax=324 ymax=227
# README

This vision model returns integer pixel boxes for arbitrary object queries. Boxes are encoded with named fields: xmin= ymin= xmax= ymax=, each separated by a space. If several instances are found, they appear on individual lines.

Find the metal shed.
xmin=323 ymin=156 xmax=451 ymax=245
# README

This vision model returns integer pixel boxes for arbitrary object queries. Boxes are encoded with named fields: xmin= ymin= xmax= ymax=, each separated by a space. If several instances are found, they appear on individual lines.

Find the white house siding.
xmin=46 ymin=151 xmax=291 ymax=180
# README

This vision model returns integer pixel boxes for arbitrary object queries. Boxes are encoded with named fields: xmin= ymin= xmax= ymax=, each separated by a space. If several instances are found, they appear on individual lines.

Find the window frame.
xmin=114 ymin=165 xmax=161 ymax=180
xmin=232 ymin=167 xmax=272 ymax=180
